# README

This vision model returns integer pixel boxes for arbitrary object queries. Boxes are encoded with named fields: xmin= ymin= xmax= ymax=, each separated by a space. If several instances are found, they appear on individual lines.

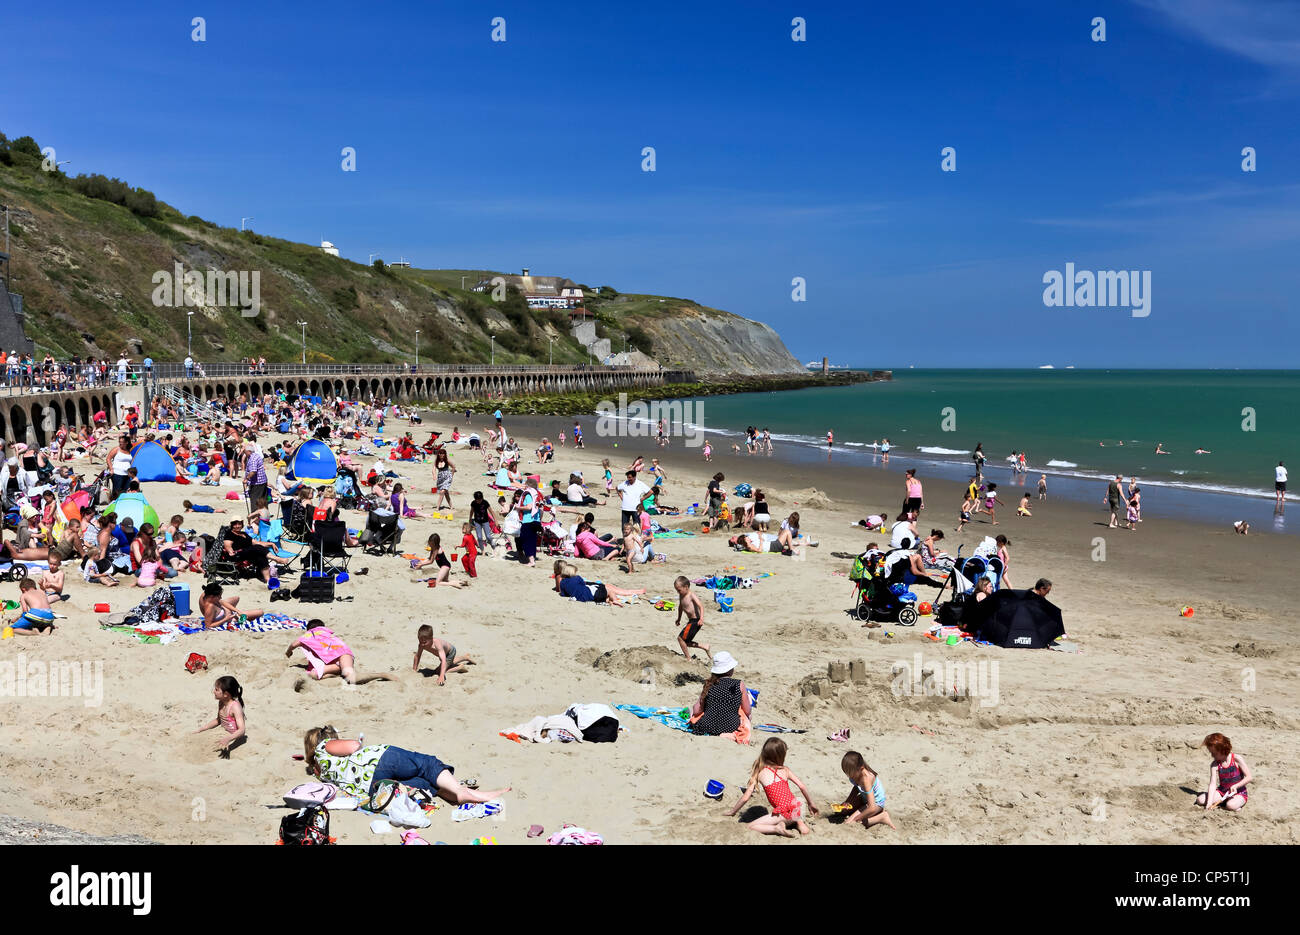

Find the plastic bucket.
xmin=705 ymin=780 xmax=725 ymax=799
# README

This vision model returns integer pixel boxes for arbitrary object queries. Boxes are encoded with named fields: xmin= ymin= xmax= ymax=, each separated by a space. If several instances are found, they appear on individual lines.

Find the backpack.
xmin=278 ymin=806 xmax=332 ymax=845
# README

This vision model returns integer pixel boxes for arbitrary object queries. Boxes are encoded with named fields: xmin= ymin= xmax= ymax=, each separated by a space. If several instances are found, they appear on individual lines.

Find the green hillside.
xmin=0 ymin=130 xmax=801 ymax=374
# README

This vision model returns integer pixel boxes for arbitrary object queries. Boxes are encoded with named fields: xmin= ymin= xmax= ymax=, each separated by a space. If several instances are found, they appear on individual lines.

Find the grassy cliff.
xmin=0 ymin=130 xmax=802 ymax=374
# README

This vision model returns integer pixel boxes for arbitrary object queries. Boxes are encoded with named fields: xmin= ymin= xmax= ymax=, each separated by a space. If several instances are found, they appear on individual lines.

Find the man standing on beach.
xmin=1277 ymin=461 xmax=1288 ymax=508
xmin=1106 ymin=475 xmax=1124 ymax=528
xmin=617 ymin=469 xmax=650 ymax=530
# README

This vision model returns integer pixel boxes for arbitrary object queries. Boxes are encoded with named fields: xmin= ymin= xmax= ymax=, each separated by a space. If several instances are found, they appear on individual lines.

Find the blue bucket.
xmin=705 ymin=780 xmax=725 ymax=799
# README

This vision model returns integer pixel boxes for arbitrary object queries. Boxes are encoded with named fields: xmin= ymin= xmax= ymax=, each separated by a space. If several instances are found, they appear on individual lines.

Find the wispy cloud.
xmin=1108 ymin=181 xmax=1300 ymax=209
xmin=1135 ymin=0 xmax=1300 ymax=89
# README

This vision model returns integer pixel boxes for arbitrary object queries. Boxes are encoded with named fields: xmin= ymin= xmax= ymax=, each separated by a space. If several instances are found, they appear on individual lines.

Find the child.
xmin=459 ymin=522 xmax=479 ymax=578
xmin=413 ymin=533 xmax=467 ymax=588
xmin=40 ymin=555 xmax=69 ymax=602
xmin=572 ymin=421 xmax=583 ymax=448
xmin=601 ymin=459 xmax=613 ymax=496
xmin=702 ymin=440 xmax=713 ymax=462
xmin=1037 ymin=474 xmax=1047 ymax=500
xmin=1016 ymin=493 xmax=1032 ymax=518
xmin=193 ymin=675 xmax=246 ymax=755
xmin=183 ymin=499 xmax=226 ymax=514
xmin=413 ymin=623 xmax=475 ymax=686
xmin=956 ymin=495 xmax=974 ymax=533
xmin=10 ymin=579 xmax=56 ymax=635
xmin=983 ymin=483 xmax=1003 ymax=525
xmin=135 ymin=541 xmax=161 ymax=587
xmin=1126 ymin=487 xmax=1141 ymax=532
xmin=558 ymin=430 xmax=565 ymax=448
xmin=1196 ymin=733 xmax=1251 ymax=813
xmin=725 ymin=737 xmax=818 ymax=836
xmin=839 ymin=750 xmax=897 ymax=830
xmin=673 ymin=575 xmax=709 ymax=659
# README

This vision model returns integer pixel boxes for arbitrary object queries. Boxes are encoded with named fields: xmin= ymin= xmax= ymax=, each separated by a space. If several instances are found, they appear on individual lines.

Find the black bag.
xmin=279 ymin=806 xmax=331 ymax=845
xmin=937 ymin=597 xmax=965 ymax=627
xmin=293 ymin=575 xmax=336 ymax=603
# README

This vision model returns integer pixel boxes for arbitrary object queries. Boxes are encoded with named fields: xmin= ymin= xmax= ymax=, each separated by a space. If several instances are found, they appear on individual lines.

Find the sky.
xmin=6 ymin=0 xmax=1300 ymax=367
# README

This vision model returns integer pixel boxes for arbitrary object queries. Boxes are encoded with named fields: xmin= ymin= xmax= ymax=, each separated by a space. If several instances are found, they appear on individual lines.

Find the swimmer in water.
xmin=1155 ymin=443 xmax=1169 ymax=455
xmin=1195 ymin=448 xmax=1211 ymax=454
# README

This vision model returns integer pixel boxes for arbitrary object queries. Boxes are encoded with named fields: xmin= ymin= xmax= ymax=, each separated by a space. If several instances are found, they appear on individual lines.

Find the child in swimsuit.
xmin=840 ymin=749 xmax=897 ymax=830
xmin=673 ymin=576 xmax=709 ymax=659
xmin=1196 ymin=732 xmax=1250 ymax=812
xmin=726 ymin=737 xmax=818 ymax=836
xmin=194 ymin=676 xmax=246 ymax=755
xmin=11 ymin=579 xmax=56 ymax=635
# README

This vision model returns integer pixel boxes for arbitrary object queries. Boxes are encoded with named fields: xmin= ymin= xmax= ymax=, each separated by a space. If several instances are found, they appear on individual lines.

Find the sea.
xmin=630 ymin=369 xmax=1300 ymax=535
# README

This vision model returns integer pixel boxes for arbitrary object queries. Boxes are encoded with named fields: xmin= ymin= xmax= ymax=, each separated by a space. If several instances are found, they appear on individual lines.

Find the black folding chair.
xmin=362 ymin=510 xmax=399 ymax=556
xmin=307 ymin=520 xmax=352 ymax=576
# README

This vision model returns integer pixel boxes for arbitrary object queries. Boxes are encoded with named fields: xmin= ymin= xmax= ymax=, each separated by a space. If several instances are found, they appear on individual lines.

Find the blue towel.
xmin=615 ymin=704 xmax=693 ymax=733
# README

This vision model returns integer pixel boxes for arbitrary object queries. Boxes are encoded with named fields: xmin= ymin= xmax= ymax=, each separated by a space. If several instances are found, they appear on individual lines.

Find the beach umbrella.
xmin=964 ymin=589 xmax=1064 ymax=649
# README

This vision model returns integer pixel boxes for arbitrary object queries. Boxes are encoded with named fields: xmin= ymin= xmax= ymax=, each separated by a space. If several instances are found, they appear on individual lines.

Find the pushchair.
xmin=850 ymin=547 xmax=945 ymax=627
xmin=335 ymin=468 xmax=362 ymax=511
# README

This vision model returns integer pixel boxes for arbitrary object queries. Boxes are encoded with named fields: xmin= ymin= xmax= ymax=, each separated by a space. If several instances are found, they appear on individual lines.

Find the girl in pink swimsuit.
xmin=725 ymin=738 xmax=819 ymax=836
xmin=193 ymin=676 xmax=246 ymax=755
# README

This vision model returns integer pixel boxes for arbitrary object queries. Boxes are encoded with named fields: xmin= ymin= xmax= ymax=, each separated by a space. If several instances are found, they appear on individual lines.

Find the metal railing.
xmin=151 ymin=361 xmax=648 ymax=381
xmin=0 ymin=359 xmax=678 ymax=399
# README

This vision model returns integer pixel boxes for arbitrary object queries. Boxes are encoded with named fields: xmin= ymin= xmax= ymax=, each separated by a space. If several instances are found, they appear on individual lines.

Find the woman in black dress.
xmin=690 ymin=651 xmax=753 ymax=737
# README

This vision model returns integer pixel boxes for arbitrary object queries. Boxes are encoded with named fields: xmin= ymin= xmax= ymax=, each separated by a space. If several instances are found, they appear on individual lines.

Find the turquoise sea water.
xmin=657 ymin=370 xmax=1300 ymax=533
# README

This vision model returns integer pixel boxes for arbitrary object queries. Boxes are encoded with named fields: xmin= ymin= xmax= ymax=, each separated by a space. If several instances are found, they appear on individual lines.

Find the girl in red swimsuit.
xmin=725 ymin=738 xmax=819 ymax=836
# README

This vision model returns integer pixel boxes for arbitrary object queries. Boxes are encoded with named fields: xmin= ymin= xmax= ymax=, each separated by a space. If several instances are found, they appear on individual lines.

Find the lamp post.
xmin=241 ymin=217 xmax=254 ymax=231
xmin=490 ymin=335 xmax=495 ymax=366
xmin=295 ymin=320 xmax=307 ymax=364
xmin=548 ymin=336 xmax=554 ymax=366
xmin=187 ymin=309 xmax=194 ymax=358
xmin=415 ymin=329 xmax=420 ymax=369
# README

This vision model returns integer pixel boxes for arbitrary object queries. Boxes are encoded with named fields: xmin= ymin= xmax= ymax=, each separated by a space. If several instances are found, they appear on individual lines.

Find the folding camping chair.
xmin=306 ymin=520 xmax=352 ymax=577
xmin=361 ymin=510 xmax=399 ymax=556
xmin=203 ymin=525 xmax=246 ymax=586
xmin=258 ymin=518 xmax=303 ymax=577
xmin=284 ymin=500 xmax=314 ymax=544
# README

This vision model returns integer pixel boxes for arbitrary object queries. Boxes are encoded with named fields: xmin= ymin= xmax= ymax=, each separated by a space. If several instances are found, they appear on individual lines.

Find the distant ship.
xmin=1039 ymin=364 xmax=1055 ymax=369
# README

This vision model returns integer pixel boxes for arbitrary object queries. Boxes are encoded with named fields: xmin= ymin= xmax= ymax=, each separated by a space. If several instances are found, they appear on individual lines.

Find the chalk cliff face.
xmin=617 ymin=303 xmax=805 ymax=376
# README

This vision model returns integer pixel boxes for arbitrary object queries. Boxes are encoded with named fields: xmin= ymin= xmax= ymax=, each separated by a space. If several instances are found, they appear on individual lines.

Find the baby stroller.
xmin=851 ymin=547 xmax=944 ymax=627
xmin=335 ymin=468 xmax=361 ymax=511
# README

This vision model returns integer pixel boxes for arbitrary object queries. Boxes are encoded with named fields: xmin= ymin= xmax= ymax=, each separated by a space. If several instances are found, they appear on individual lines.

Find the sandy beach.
xmin=1 ymin=411 xmax=1297 ymax=845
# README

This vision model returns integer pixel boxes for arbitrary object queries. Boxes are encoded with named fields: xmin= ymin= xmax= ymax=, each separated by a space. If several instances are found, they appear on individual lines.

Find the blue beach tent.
xmin=284 ymin=438 xmax=338 ymax=486
xmin=129 ymin=440 xmax=182 ymax=482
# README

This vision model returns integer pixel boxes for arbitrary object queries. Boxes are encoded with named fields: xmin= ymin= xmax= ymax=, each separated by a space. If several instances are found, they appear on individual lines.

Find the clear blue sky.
xmin=7 ymin=0 xmax=1299 ymax=367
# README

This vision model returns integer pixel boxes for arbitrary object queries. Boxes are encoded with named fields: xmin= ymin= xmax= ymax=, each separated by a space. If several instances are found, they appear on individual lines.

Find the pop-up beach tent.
xmin=284 ymin=438 xmax=338 ymax=486
xmin=130 ymin=440 xmax=182 ymax=482
xmin=108 ymin=491 xmax=161 ymax=531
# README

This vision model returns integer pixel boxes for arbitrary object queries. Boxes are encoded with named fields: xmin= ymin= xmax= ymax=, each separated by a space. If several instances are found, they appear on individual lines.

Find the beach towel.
xmin=504 ymin=714 xmax=584 ymax=743
xmin=614 ymin=704 xmax=692 ymax=733
xmin=652 ymin=528 xmax=695 ymax=539
xmin=547 ymin=826 xmax=604 ymax=845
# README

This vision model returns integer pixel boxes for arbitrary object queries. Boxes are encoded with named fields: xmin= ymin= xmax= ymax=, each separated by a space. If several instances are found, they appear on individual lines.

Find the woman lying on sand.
xmin=304 ymin=726 xmax=508 ymax=805
xmin=552 ymin=560 xmax=644 ymax=605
